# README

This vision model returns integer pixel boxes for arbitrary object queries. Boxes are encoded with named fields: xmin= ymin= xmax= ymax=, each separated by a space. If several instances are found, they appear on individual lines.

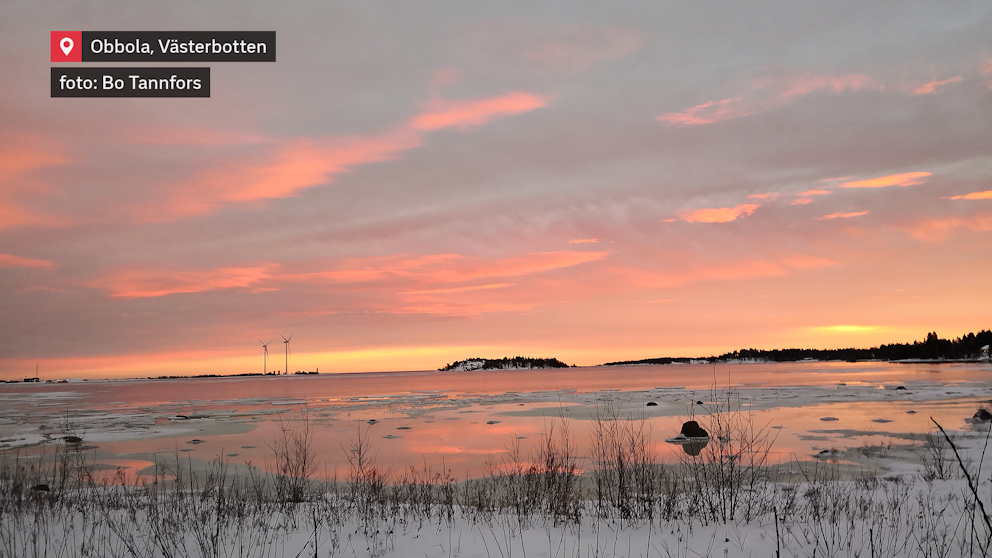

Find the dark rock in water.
xmin=974 ymin=409 xmax=992 ymax=422
xmin=31 ymin=484 xmax=49 ymax=492
xmin=486 ymin=420 xmax=501 ymax=425
xmin=646 ymin=401 xmax=658 ymax=407
xmin=906 ymin=410 xmax=917 ymax=414
xmin=680 ymin=420 xmax=708 ymax=438
xmin=895 ymin=386 xmax=907 ymax=390
xmin=63 ymin=436 xmax=82 ymax=444
xmin=186 ymin=439 xmax=205 ymax=444
xmin=696 ymin=401 xmax=704 ymax=405
xmin=367 ymin=419 xmax=378 ymax=425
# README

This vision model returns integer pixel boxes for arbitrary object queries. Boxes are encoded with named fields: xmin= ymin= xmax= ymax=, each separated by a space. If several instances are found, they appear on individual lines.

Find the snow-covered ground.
xmin=4 ymin=364 xmax=992 ymax=556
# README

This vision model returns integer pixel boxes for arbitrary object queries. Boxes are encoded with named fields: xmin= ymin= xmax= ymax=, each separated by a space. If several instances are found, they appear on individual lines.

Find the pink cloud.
xmin=779 ymin=73 xmax=876 ymax=99
xmin=818 ymin=210 xmax=869 ymax=220
xmin=946 ymin=190 xmax=992 ymax=200
xmin=568 ymin=238 xmax=600 ymax=244
xmin=778 ymin=254 xmax=836 ymax=269
xmin=748 ymin=192 xmax=780 ymax=200
xmin=657 ymin=97 xmax=754 ymax=127
xmin=612 ymin=254 xmax=834 ymax=289
xmin=127 ymin=127 xmax=268 ymax=146
xmin=0 ymin=140 xmax=74 ymax=229
xmin=790 ymin=189 xmax=831 ymax=205
xmin=658 ymin=72 xmax=880 ymax=127
xmin=912 ymin=76 xmax=963 ymax=95
xmin=282 ymin=251 xmax=609 ymax=285
xmin=91 ymin=264 xmax=277 ymax=299
xmin=399 ymin=283 xmax=515 ymax=295
xmin=840 ymin=172 xmax=931 ymax=189
xmin=906 ymin=213 xmax=992 ymax=241
xmin=396 ymin=302 xmax=537 ymax=317
xmin=677 ymin=204 xmax=759 ymax=223
xmin=431 ymin=67 xmax=460 ymax=87
xmin=130 ymin=91 xmax=550 ymax=222
xmin=0 ymin=253 xmax=55 ymax=269
xmin=410 ymin=92 xmax=549 ymax=131
xmin=522 ymin=25 xmax=642 ymax=74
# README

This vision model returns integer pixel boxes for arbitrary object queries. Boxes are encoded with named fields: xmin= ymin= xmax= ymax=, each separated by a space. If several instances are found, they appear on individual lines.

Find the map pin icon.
xmin=60 ymin=37 xmax=73 ymax=56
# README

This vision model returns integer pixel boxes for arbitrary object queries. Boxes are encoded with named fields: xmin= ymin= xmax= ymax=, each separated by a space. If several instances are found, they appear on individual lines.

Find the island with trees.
xmin=439 ymin=356 xmax=572 ymax=371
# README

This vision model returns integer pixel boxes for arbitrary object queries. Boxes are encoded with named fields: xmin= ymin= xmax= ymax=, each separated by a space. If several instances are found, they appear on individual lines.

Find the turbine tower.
xmin=281 ymin=334 xmax=293 ymax=375
xmin=258 ymin=339 xmax=273 ymax=375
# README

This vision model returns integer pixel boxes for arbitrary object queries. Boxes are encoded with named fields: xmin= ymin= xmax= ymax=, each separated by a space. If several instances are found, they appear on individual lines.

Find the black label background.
xmin=82 ymin=32 xmax=275 ymax=62
xmin=51 ymin=67 xmax=211 ymax=98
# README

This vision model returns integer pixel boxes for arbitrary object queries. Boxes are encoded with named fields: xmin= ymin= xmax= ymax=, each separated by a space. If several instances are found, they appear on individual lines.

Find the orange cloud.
xmin=748 ymin=192 xmax=780 ymax=200
xmin=657 ymin=97 xmax=753 ymax=127
xmin=840 ymin=172 xmax=931 ymax=189
xmin=912 ymin=76 xmax=963 ymax=95
xmin=818 ymin=210 xmax=869 ymax=220
xmin=0 ymin=253 xmax=55 ymax=269
xmin=677 ymin=204 xmax=759 ymax=223
xmin=568 ymin=238 xmax=600 ymax=244
xmin=798 ymin=189 xmax=831 ymax=196
xmin=790 ymin=198 xmax=813 ymax=205
xmin=91 ymin=264 xmax=276 ymax=298
xmin=410 ymin=92 xmax=549 ymax=131
xmin=946 ymin=190 xmax=992 ymax=200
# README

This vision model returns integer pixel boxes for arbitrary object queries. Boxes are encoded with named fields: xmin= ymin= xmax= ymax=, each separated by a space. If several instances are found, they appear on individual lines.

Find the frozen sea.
xmin=2 ymin=361 xmax=990 ymax=482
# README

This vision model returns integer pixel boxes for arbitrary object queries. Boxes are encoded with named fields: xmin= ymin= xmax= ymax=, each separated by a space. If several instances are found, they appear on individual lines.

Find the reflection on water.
xmin=1 ymin=361 xmax=990 ymax=480
xmin=682 ymin=440 xmax=708 ymax=457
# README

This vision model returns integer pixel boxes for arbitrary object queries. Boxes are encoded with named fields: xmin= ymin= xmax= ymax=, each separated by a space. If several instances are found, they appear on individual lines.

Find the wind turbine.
xmin=258 ymin=339 xmax=273 ymax=375
xmin=281 ymin=334 xmax=293 ymax=375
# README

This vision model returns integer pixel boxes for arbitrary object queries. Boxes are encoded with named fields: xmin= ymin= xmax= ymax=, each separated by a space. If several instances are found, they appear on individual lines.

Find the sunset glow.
xmin=2 ymin=3 xmax=991 ymax=380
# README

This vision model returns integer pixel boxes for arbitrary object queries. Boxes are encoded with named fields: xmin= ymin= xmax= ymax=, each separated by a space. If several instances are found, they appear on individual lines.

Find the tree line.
xmin=603 ymin=330 xmax=992 ymax=365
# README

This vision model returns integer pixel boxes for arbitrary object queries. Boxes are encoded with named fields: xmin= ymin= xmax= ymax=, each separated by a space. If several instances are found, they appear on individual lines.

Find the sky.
xmin=1 ymin=1 xmax=991 ymax=379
